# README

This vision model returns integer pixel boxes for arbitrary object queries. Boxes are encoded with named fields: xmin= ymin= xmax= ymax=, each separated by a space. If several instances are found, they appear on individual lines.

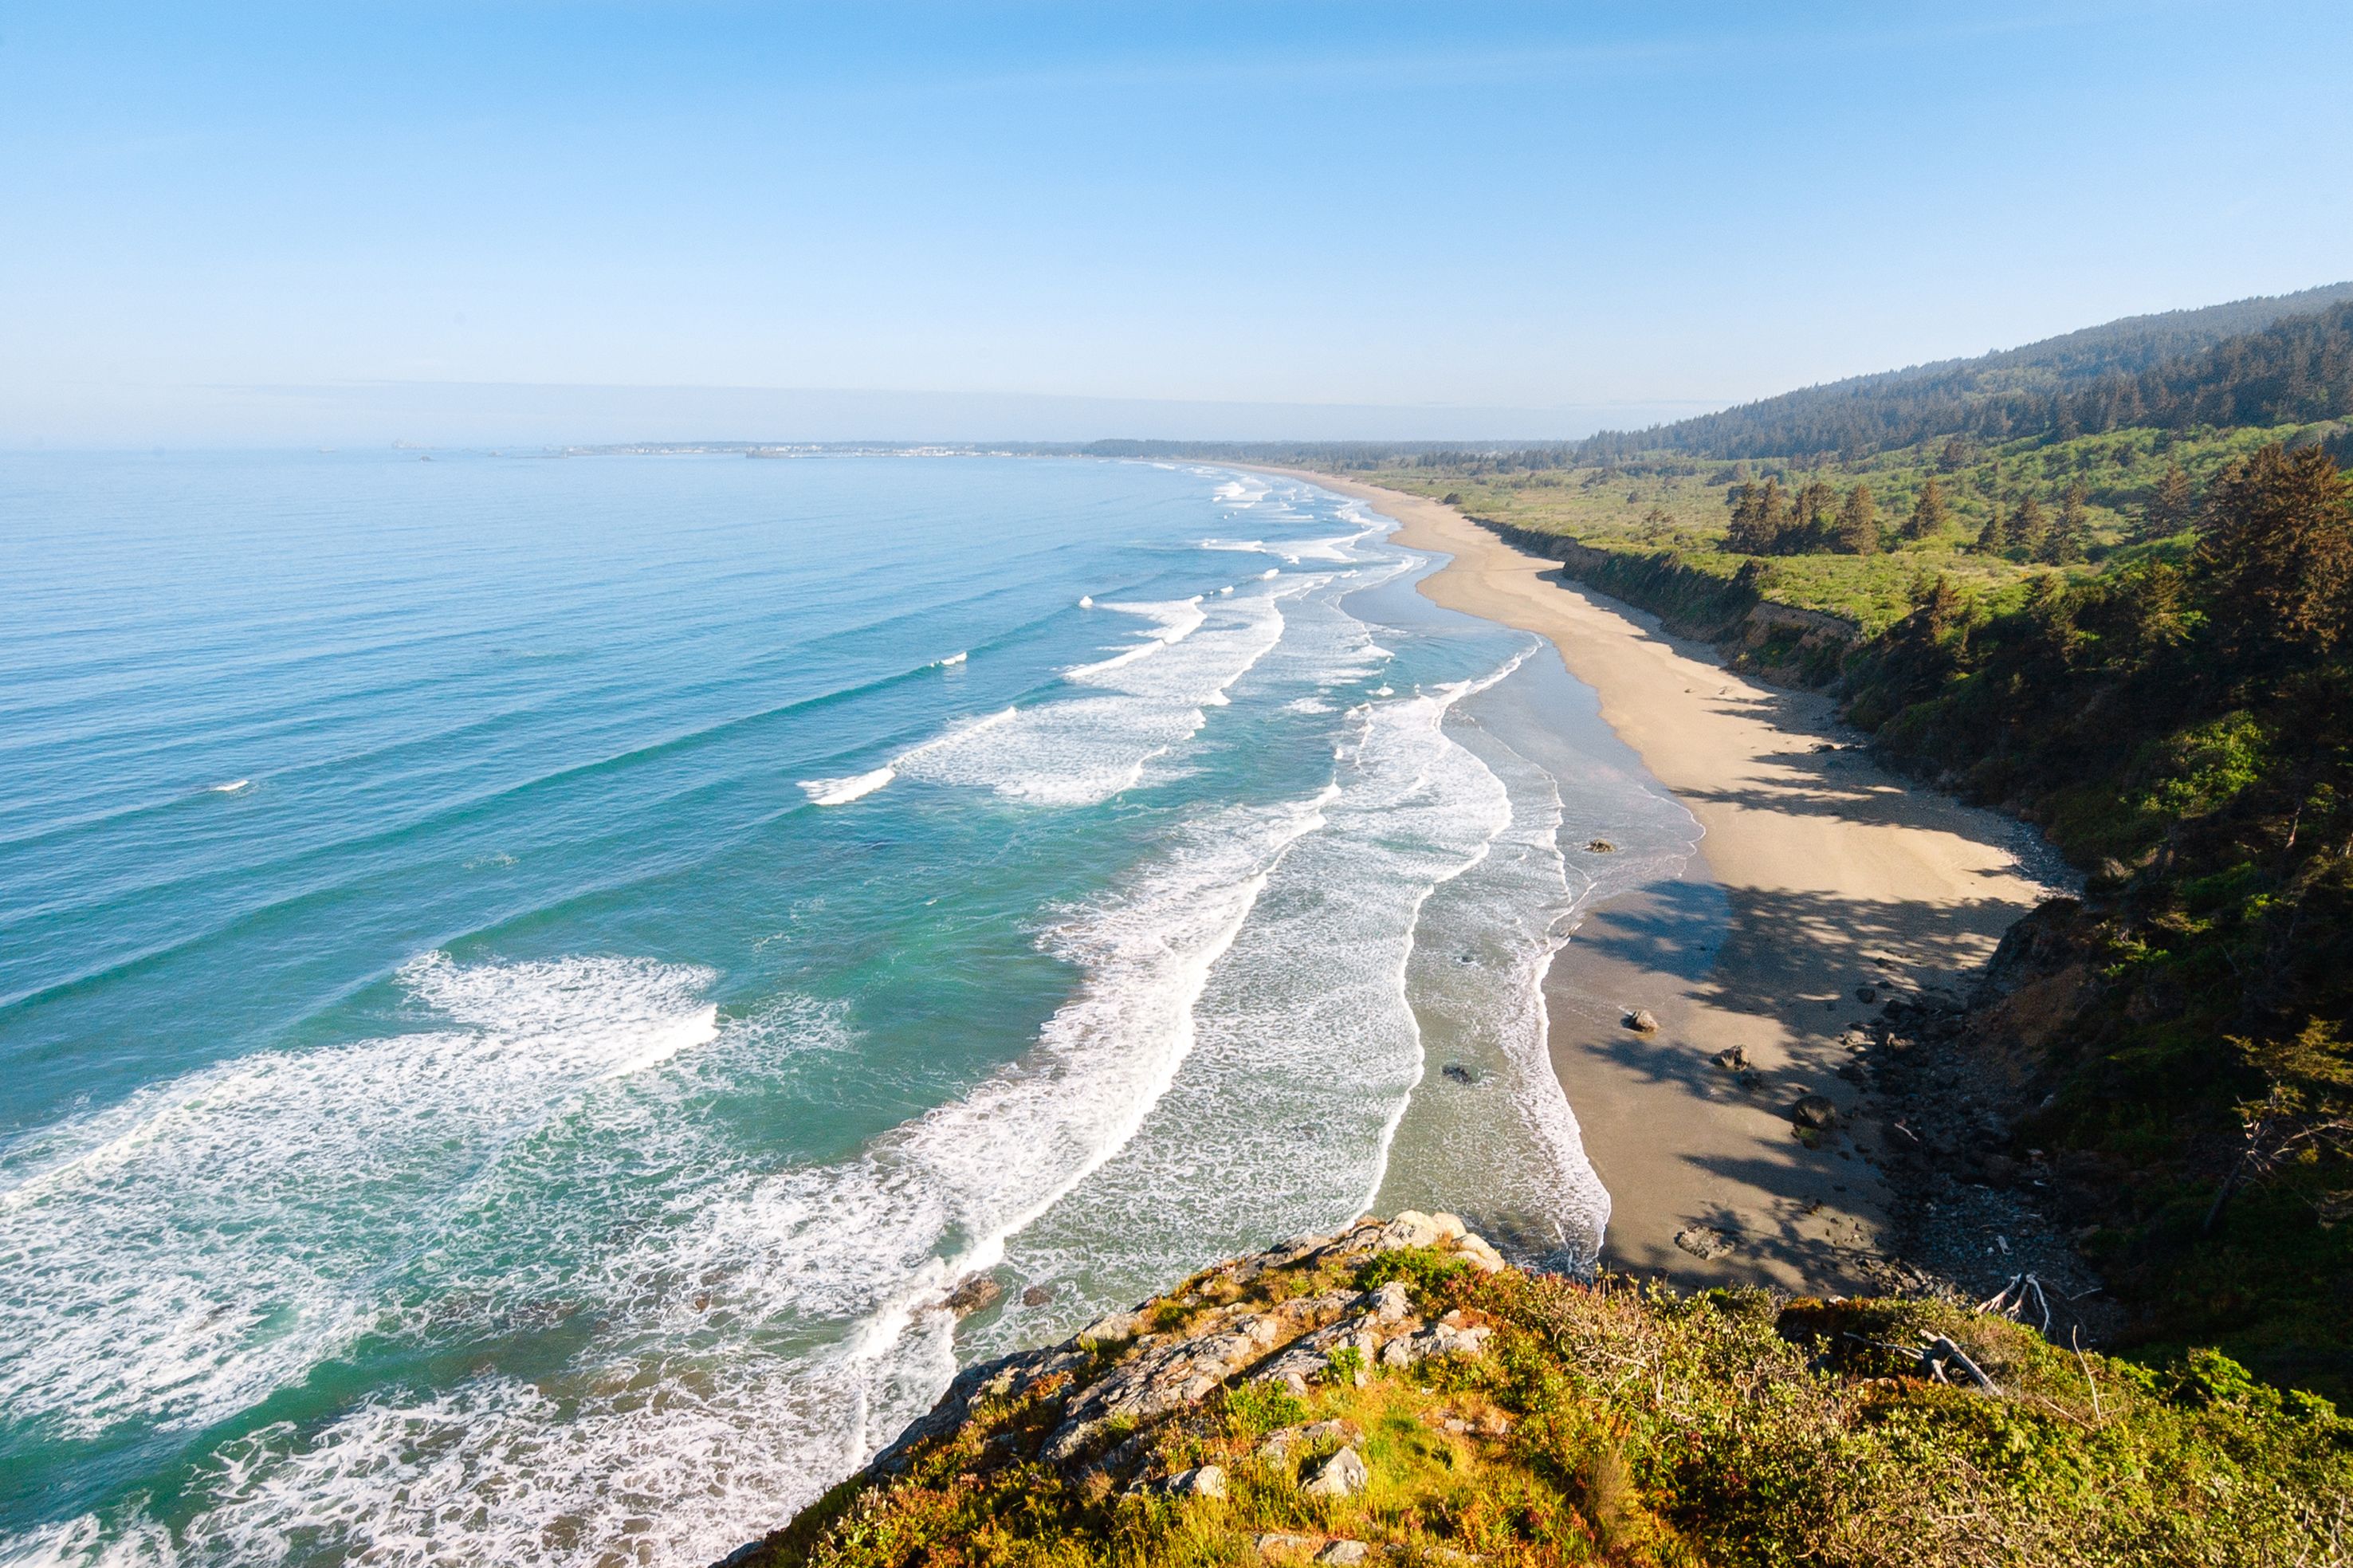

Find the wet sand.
xmin=1278 ymin=470 xmax=2052 ymax=1295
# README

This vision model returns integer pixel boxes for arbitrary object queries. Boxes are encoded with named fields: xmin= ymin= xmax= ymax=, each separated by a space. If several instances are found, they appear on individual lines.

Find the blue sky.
xmin=3 ymin=1 xmax=2348 ymax=443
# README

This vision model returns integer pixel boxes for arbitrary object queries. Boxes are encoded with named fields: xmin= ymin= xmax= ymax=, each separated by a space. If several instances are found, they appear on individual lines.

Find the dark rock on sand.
xmin=1674 ymin=1224 xmax=1738 ymax=1260
xmin=1792 ymin=1093 xmax=1840 ymax=1131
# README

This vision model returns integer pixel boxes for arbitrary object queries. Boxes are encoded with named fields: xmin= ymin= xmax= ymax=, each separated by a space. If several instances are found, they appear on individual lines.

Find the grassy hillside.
xmin=731 ymin=1224 xmax=2350 ymax=1568
xmin=1368 ymin=420 xmax=2347 ymax=637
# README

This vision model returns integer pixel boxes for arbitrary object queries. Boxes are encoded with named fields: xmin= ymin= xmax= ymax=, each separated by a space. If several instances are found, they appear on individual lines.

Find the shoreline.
xmin=1271 ymin=468 xmax=2054 ymax=1295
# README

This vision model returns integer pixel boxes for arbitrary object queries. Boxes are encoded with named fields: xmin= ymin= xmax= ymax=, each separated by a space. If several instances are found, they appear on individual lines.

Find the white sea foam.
xmin=799 ymin=767 xmax=896 ymax=806
xmin=1064 ymin=596 xmax=1205 ymax=677
xmin=890 ymin=591 xmax=1292 ymax=806
xmin=28 ymin=796 xmax=1335 ymax=1568
xmin=970 ymin=651 xmax=1536 ymax=1345
xmin=207 ymin=780 xmax=251 ymax=795
xmin=1077 ymin=595 xmax=1094 ymax=608
xmin=1197 ymin=532 xmax=1369 ymax=566
xmin=1373 ymin=703 xmax=1612 ymax=1263
xmin=0 ymin=953 xmax=721 ymax=1441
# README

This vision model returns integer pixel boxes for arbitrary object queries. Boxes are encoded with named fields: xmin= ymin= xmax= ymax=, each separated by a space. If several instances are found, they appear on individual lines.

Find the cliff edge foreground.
xmin=717 ymin=1216 xmax=2344 ymax=1568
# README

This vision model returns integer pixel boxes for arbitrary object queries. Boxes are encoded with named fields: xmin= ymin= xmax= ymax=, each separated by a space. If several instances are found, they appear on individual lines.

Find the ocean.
xmin=0 ymin=451 xmax=1695 ymax=1565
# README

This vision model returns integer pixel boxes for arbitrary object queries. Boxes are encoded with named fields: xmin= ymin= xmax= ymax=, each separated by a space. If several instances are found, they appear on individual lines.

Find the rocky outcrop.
xmin=839 ymin=1212 xmax=1505 ymax=1491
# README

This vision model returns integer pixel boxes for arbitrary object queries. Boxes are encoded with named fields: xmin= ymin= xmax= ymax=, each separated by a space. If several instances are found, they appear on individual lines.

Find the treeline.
xmin=1839 ymin=442 xmax=2353 ymax=1390
xmin=1723 ymin=474 xmax=1956 ymax=556
xmin=1576 ymin=283 xmax=2353 ymax=463
xmin=1719 ymin=469 xmax=2126 ymax=562
xmin=2048 ymin=301 xmax=2353 ymax=439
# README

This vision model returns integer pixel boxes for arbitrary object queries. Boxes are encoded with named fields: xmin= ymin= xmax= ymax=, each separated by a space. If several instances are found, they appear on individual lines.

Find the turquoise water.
xmin=0 ymin=453 xmax=1692 ymax=1565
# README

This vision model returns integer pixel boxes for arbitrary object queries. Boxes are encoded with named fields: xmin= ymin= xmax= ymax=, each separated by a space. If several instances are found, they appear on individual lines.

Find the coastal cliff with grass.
xmin=1348 ymin=292 xmax=2353 ymax=1404
xmin=1082 ymin=285 xmax=2353 ymax=1403
xmin=717 ymin=292 xmax=2353 ymax=1564
xmin=721 ymin=1217 xmax=2345 ymax=1566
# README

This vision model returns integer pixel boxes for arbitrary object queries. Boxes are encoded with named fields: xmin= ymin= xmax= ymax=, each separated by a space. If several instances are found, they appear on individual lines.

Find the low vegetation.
xmin=1367 ymin=419 xmax=2347 ymax=637
xmin=735 ymin=1241 xmax=2350 ymax=1567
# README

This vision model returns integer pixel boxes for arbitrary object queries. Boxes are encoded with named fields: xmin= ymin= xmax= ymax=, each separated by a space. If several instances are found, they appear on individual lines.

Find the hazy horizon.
xmin=0 ymin=380 xmax=1727 ymax=451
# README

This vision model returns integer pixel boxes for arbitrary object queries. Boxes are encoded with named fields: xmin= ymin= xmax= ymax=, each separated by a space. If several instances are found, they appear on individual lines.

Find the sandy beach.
xmin=1283 ymin=470 xmax=2054 ymax=1295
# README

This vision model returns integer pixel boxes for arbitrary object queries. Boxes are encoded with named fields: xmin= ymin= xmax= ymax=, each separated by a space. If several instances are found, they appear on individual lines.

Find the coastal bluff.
xmin=713 ymin=1216 xmax=2343 ymax=1568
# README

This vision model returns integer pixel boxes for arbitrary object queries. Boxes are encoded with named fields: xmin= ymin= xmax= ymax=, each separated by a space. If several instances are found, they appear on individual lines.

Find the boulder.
xmin=1315 ymin=1543 xmax=1369 ymax=1565
xmin=1585 ymin=839 xmax=1616 ymax=853
xmin=1374 ymin=1210 xmax=1444 ymax=1250
xmin=1078 ymin=1307 xmax=1144 ymax=1342
xmin=1020 ymin=1283 xmax=1056 ymax=1307
xmin=945 ymin=1275 xmax=1003 ymax=1315
xmin=1365 ymin=1279 xmax=1412 ymax=1324
xmin=1624 ymin=1008 xmax=1660 ymax=1033
xmin=1255 ymin=1322 xmax=1381 ymax=1394
xmin=1153 ymin=1464 xmax=1225 ymax=1499
xmin=1255 ymin=1534 xmax=1320 ymax=1558
xmin=1301 ymin=1444 xmax=1369 ymax=1498
xmin=1378 ymin=1311 xmax=1492 ymax=1368
xmin=1455 ymin=1233 xmax=1506 ymax=1273
xmin=1673 ymin=1225 xmax=1738 ymax=1260
xmin=1792 ymin=1093 xmax=1840 ymax=1131
xmin=1712 ymin=1045 xmax=1749 ymax=1071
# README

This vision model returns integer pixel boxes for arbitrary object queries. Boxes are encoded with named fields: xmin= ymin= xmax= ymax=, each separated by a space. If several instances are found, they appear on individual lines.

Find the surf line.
xmin=823 ymin=785 xmax=1341 ymax=1445
xmin=798 ymin=705 xmax=1019 ymax=807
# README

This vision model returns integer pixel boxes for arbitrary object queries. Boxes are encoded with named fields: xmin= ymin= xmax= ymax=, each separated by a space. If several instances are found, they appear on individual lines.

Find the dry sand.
xmin=1281 ymin=470 xmax=2055 ymax=1295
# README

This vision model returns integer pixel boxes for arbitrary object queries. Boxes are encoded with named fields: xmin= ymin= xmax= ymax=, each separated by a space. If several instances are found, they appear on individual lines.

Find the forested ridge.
xmin=1571 ymin=281 xmax=2353 ymax=462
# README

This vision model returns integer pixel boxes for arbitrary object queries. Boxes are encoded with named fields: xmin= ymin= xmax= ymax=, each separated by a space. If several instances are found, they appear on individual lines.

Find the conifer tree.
xmin=1794 ymin=480 xmax=1838 ymax=551
xmin=1974 ymin=507 xmax=2004 ymax=555
xmin=2041 ymin=479 xmax=2089 ymax=564
xmin=2195 ymin=443 xmax=2353 ymax=668
xmin=1833 ymin=483 xmax=1878 ymax=554
xmin=1758 ymin=477 xmax=1789 ymax=549
xmin=1904 ymin=476 xmax=1949 ymax=540
xmin=2144 ymin=462 xmax=2196 ymax=539
xmin=2005 ymin=493 xmax=2048 ymax=553
xmin=1723 ymin=477 xmax=1790 ymax=555
xmin=1910 ymin=572 xmax=1964 ymax=636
